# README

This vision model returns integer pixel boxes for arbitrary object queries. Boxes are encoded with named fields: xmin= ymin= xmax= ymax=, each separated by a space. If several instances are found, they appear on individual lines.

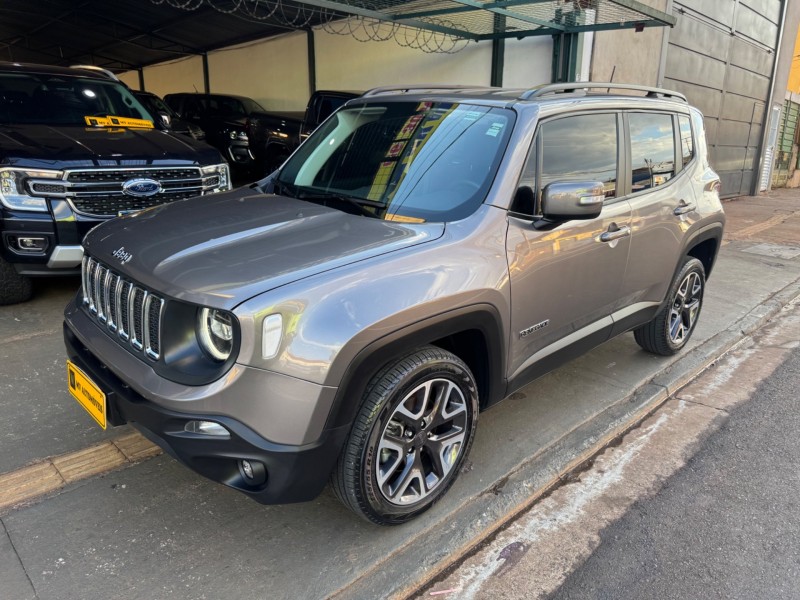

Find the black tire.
xmin=634 ymin=257 xmax=705 ymax=356
xmin=0 ymin=254 xmax=33 ymax=305
xmin=332 ymin=346 xmax=479 ymax=525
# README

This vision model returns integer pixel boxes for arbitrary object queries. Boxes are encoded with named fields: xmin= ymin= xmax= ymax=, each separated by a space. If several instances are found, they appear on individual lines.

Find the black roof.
xmin=0 ymin=0 xmax=323 ymax=72
xmin=1 ymin=0 xmax=676 ymax=72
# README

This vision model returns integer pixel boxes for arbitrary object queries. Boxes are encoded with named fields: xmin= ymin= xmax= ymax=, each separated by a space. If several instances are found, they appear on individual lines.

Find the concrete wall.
xmin=589 ymin=0 xmax=668 ymax=86
xmin=503 ymin=36 xmax=554 ymax=88
xmin=206 ymin=32 xmax=309 ymax=111
xmin=117 ymin=70 xmax=140 ymax=90
xmin=118 ymin=27 xmax=555 ymax=109
xmin=143 ymin=55 xmax=205 ymax=98
xmin=313 ymin=30 xmax=493 ymax=89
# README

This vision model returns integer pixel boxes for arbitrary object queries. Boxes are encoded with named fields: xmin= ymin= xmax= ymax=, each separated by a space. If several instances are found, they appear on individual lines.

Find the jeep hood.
xmin=0 ymin=124 xmax=222 ymax=167
xmin=83 ymin=188 xmax=445 ymax=309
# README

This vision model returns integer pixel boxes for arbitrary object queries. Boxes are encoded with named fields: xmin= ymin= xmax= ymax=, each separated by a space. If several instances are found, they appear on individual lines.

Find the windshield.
xmin=205 ymin=96 xmax=264 ymax=118
xmin=136 ymin=93 xmax=176 ymax=118
xmin=276 ymin=101 xmax=515 ymax=223
xmin=0 ymin=73 xmax=154 ymax=126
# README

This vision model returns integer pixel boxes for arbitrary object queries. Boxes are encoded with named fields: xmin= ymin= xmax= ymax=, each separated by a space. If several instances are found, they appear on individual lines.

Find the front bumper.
xmin=1 ymin=200 xmax=101 ymax=275
xmin=64 ymin=322 xmax=349 ymax=504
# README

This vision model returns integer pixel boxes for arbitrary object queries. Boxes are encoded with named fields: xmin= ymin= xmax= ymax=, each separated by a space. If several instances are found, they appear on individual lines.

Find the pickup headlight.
xmin=200 ymin=163 xmax=231 ymax=192
xmin=0 ymin=167 xmax=63 ymax=211
xmin=229 ymin=130 xmax=248 ymax=141
xmin=197 ymin=307 xmax=235 ymax=362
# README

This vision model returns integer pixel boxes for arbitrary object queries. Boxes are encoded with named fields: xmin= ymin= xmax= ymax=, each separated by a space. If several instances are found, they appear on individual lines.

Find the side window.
xmin=629 ymin=113 xmax=675 ymax=192
xmin=678 ymin=115 xmax=694 ymax=168
xmin=540 ymin=113 xmax=618 ymax=199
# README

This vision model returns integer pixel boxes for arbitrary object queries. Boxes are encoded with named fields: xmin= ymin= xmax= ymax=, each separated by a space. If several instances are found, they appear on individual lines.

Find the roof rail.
xmin=362 ymin=84 xmax=492 ymax=97
xmin=520 ymin=82 xmax=687 ymax=103
xmin=70 ymin=64 xmax=120 ymax=82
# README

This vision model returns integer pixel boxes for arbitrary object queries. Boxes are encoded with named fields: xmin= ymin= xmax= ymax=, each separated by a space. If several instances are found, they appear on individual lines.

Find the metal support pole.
xmin=491 ymin=14 xmax=506 ymax=86
xmin=307 ymin=28 xmax=317 ymax=95
xmin=202 ymin=52 xmax=210 ymax=93
xmin=137 ymin=68 xmax=145 ymax=91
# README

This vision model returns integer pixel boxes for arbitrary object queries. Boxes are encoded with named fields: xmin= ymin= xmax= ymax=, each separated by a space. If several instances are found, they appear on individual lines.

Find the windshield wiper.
xmin=295 ymin=189 xmax=383 ymax=219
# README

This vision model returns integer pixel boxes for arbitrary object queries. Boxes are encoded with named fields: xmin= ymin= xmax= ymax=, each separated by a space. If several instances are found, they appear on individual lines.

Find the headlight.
xmin=0 ymin=168 xmax=63 ymax=211
xmin=200 ymin=163 xmax=231 ymax=192
xmin=229 ymin=130 xmax=248 ymax=141
xmin=197 ymin=307 xmax=235 ymax=362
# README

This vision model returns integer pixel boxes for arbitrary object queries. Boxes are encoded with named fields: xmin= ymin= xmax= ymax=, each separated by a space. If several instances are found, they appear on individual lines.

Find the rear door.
xmin=613 ymin=111 xmax=701 ymax=335
xmin=506 ymin=112 xmax=632 ymax=384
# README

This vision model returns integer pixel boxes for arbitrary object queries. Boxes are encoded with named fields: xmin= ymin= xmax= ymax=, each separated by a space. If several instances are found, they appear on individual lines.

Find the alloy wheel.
xmin=668 ymin=271 xmax=702 ymax=345
xmin=376 ymin=378 xmax=467 ymax=506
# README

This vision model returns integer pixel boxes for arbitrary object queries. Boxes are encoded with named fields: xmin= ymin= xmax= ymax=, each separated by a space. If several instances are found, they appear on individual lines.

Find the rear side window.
xmin=629 ymin=113 xmax=675 ymax=192
xmin=539 ymin=113 xmax=618 ymax=199
xmin=678 ymin=115 xmax=694 ymax=168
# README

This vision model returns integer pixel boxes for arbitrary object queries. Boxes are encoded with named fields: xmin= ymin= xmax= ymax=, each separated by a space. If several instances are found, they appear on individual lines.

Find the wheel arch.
xmin=684 ymin=222 xmax=723 ymax=279
xmin=323 ymin=304 xmax=507 ymax=431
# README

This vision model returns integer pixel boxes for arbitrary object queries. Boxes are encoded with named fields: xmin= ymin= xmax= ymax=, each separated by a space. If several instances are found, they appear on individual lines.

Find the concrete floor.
xmin=0 ymin=190 xmax=798 ymax=599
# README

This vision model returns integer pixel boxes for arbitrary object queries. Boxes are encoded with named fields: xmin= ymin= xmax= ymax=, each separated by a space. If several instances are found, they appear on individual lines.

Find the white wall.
xmin=117 ymin=26 xmax=558 ymax=108
xmin=503 ymin=36 xmax=554 ymax=88
xmin=313 ymin=29 xmax=494 ymax=90
xmin=206 ymin=32 xmax=310 ymax=111
xmin=143 ymin=55 xmax=205 ymax=98
xmin=117 ymin=70 xmax=140 ymax=90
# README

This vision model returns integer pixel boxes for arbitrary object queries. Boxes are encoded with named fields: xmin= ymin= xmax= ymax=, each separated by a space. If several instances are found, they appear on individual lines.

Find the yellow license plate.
xmin=67 ymin=361 xmax=107 ymax=429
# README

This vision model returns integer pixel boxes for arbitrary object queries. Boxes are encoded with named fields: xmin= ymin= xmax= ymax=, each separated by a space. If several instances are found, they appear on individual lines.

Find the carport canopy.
xmin=1 ymin=0 xmax=675 ymax=70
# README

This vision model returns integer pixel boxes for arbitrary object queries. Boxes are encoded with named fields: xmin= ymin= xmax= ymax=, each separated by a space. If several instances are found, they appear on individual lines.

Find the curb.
xmin=0 ymin=430 xmax=160 ymax=515
xmin=334 ymin=274 xmax=800 ymax=600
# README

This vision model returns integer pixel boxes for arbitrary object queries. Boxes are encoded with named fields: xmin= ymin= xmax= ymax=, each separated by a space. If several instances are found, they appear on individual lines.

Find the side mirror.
xmin=540 ymin=181 xmax=605 ymax=222
xmin=157 ymin=112 xmax=171 ymax=129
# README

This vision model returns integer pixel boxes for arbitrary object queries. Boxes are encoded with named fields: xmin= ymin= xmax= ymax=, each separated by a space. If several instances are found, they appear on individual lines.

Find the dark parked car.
xmin=64 ymin=83 xmax=724 ymax=524
xmin=163 ymin=93 xmax=276 ymax=173
xmin=132 ymin=90 xmax=205 ymax=141
xmin=246 ymin=90 xmax=359 ymax=173
xmin=0 ymin=62 xmax=231 ymax=305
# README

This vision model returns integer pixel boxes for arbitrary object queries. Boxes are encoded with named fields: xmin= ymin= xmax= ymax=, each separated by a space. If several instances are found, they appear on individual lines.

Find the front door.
xmin=506 ymin=112 xmax=631 ymax=385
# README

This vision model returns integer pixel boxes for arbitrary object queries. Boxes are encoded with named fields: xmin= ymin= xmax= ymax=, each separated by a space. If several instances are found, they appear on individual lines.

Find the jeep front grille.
xmin=81 ymin=257 xmax=164 ymax=361
xmin=29 ymin=167 xmax=212 ymax=218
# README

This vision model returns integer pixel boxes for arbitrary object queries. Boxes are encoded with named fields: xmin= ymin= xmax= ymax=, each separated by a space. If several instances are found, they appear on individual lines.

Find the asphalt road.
xmin=551 ymin=345 xmax=800 ymax=600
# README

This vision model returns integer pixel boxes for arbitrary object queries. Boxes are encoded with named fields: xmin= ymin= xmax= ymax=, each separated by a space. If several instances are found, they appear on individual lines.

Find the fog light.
xmin=184 ymin=420 xmax=230 ymax=438
xmin=239 ymin=459 xmax=266 ymax=485
xmin=14 ymin=236 xmax=48 ymax=252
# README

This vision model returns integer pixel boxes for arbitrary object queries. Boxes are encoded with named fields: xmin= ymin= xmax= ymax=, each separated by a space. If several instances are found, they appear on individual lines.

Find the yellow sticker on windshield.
xmin=84 ymin=115 xmax=154 ymax=129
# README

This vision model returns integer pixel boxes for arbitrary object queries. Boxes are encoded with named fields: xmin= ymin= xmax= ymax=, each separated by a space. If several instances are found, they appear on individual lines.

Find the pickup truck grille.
xmin=81 ymin=256 xmax=163 ymax=360
xmin=29 ymin=167 xmax=213 ymax=218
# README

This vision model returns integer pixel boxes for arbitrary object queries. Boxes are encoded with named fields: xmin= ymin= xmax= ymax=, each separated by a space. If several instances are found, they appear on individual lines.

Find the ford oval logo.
xmin=122 ymin=178 xmax=162 ymax=197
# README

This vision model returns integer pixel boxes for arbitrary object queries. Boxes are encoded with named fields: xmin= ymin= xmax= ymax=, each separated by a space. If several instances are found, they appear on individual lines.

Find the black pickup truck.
xmin=246 ymin=90 xmax=359 ymax=174
xmin=0 ymin=62 xmax=230 ymax=305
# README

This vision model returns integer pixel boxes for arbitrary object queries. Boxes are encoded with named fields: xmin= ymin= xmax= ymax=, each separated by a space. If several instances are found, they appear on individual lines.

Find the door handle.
xmin=674 ymin=200 xmax=696 ymax=215
xmin=600 ymin=225 xmax=631 ymax=243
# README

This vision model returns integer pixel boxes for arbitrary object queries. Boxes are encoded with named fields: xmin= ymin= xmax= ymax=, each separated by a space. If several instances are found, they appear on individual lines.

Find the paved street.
xmin=417 ymin=292 xmax=800 ymax=600
xmin=552 ymin=326 xmax=800 ymax=599
xmin=0 ymin=190 xmax=799 ymax=599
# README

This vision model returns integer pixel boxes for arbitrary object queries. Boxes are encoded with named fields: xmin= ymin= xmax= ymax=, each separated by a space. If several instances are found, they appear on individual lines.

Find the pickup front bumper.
xmin=1 ymin=200 xmax=99 ymax=275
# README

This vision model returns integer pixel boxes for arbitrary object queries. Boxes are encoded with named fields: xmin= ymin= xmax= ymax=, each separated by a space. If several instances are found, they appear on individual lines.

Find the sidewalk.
xmin=0 ymin=189 xmax=798 ymax=600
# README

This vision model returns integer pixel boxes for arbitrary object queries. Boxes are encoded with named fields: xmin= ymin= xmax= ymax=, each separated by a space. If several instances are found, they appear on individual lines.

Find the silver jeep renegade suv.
xmin=64 ymin=83 xmax=724 ymax=524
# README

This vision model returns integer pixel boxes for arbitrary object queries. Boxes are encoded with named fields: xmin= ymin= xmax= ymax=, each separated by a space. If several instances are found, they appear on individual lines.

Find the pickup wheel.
xmin=332 ymin=346 xmax=478 ymax=525
xmin=0 ymin=255 xmax=33 ymax=305
xmin=634 ymin=257 xmax=705 ymax=356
